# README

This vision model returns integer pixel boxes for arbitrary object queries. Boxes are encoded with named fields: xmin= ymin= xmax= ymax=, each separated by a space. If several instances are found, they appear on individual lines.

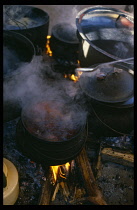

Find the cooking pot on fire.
xmin=16 ymin=100 xmax=87 ymax=165
xmin=49 ymin=22 xmax=79 ymax=74
xmin=78 ymin=63 xmax=134 ymax=136
xmin=3 ymin=5 xmax=49 ymax=55
xmin=3 ymin=31 xmax=35 ymax=77
xmin=3 ymin=31 xmax=36 ymax=122
xmin=76 ymin=6 xmax=134 ymax=67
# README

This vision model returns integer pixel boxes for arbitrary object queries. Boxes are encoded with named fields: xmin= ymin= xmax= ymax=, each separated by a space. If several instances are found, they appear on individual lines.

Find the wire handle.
xmin=75 ymin=57 xmax=134 ymax=72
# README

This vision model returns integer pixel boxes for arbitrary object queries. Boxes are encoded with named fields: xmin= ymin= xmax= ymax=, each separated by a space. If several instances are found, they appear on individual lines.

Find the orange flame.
xmin=64 ymin=71 xmax=83 ymax=83
xmin=46 ymin=35 xmax=52 ymax=56
xmin=50 ymin=162 xmax=70 ymax=183
xmin=50 ymin=165 xmax=60 ymax=182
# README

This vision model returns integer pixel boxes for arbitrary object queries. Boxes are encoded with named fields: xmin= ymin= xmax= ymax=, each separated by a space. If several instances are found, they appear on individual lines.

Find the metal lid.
xmin=51 ymin=22 xmax=79 ymax=44
xmin=76 ymin=6 xmax=134 ymax=64
xmin=79 ymin=63 xmax=134 ymax=103
xmin=3 ymin=5 xmax=49 ymax=30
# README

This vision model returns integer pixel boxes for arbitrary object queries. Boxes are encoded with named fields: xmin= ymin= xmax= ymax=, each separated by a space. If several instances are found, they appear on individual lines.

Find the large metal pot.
xmin=87 ymin=97 xmax=134 ymax=137
xmin=3 ymin=31 xmax=35 ymax=77
xmin=16 ymin=100 xmax=87 ymax=165
xmin=3 ymin=31 xmax=36 ymax=122
xmin=50 ymin=23 xmax=79 ymax=60
xmin=78 ymin=63 xmax=134 ymax=137
xmin=76 ymin=6 xmax=134 ymax=67
xmin=50 ymin=22 xmax=79 ymax=74
xmin=3 ymin=5 xmax=49 ymax=55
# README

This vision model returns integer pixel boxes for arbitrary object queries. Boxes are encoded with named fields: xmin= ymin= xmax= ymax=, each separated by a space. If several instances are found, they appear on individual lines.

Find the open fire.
xmin=50 ymin=162 xmax=70 ymax=183
xmin=46 ymin=35 xmax=83 ymax=82
xmin=3 ymin=6 xmax=134 ymax=204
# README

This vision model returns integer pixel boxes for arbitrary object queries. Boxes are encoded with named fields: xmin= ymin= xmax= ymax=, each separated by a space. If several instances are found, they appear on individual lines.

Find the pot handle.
xmin=116 ymin=14 xmax=134 ymax=27
xmin=75 ymin=57 xmax=134 ymax=72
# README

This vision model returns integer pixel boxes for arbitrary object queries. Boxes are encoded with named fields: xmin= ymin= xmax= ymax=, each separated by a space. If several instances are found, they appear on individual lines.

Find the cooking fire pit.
xmin=3 ymin=5 xmax=134 ymax=206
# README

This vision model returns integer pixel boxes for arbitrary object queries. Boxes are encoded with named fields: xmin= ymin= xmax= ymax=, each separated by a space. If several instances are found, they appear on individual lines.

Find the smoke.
xmin=3 ymin=46 xmax=21 ymax=75
xmin=51 ymin=5 xmax=79 ymax=28
xmin=4 ymin=55 xmax=87 ymax=132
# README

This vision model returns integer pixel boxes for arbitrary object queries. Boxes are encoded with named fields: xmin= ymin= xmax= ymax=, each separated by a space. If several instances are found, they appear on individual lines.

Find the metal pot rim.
xmin=79 ymin=63 xmax=134 ymax=103
xmin=3 ymin=5 xmax=49 ymax=30
xmin=21 ymin=100 xmax=86 ymax=143
xmin=76 ymin=5 xmax=134 ymax=64
xmin=3 ymin=31 xmax=36 ymax=79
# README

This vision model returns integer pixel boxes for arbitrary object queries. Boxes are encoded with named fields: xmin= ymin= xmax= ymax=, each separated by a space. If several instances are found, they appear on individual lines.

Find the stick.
xmin=76 ymin=148 xmax=107 ymax=205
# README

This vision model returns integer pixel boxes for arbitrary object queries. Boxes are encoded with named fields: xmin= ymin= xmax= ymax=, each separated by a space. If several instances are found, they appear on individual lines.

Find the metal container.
xmin=76 ymin=6 xmax=134 ymax=67
xmin=16 ymin=101 xmax=86 ymax=165
xmin=78 ymin=63 xmax=134 ymax=137
xmin=3 ymin=31 xmax=35 ymax=122
xmin=3 ymin=5 xmax=49 ymax=55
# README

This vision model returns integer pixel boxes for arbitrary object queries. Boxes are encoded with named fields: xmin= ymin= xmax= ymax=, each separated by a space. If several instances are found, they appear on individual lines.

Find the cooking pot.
xmin=3 ymin=31 xmax=35 ymax=77
xmin=16 ymin=101 xmax=87 ymax=165
xmin=79 ymin=63 xmax=134 ymax=103
xmin=50 ymin=22 xmax=79 ymax=74
xmin=78 ymin=63 xmax=134 ymax=136
xmin=3 ymin=31 xmax=36 ymax=122
xmin=76 ymin=6 xmax=134 ymax=67
xmin=3 ymin=5 xmax=49 ymax=55
xmin=87 ymin=97 xmax=134 ymax=137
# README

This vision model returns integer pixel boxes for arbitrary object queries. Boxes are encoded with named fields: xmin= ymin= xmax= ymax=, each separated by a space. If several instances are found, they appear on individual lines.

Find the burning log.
xmin=39 ymin=147 xmax=107 ymax=205
xmin=39 ymin=167 xmax=58 ymax=205
xmin=76 ymin=148 xmax=107 ymax=205
xmin=39 ymin=162 xmax=72 ymax=205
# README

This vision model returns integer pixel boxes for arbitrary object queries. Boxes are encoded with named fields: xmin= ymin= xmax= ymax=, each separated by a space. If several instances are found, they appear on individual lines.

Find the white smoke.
xmin=4 ymin=55 xmax=87 ymax=130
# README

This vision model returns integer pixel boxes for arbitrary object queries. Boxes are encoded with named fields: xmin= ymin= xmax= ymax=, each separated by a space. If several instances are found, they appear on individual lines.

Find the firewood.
xmin=39 ymin=168 xmax=57 ymax=205
xmin=76 ymin=148 xmax=107 ymax=205
xmin=51 ymin=183 xmax=60 ymax=201
xmin=101 ymin=147 xmax=134 ymax=167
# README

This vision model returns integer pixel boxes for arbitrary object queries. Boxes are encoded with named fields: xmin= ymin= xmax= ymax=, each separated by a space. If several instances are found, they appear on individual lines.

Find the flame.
xmin=64 ymin=71 xmax=83 ymax=83
xmin=50 ymin=162 xmax=70 ymax=183
xmin=46 ymin=35 xmax=52 ymax=56
xmin=65 ymin=162 xmax=70 ymax=171
xmin=45 ymin=36 xmax=83 ymax=82
xmin=50 ymin=165 xmax=60 ymax=182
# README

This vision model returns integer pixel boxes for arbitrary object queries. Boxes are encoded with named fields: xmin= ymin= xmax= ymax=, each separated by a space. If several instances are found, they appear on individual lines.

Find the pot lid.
xmin=3 ymin=5 xmax=49 ymax=30
xmin=51 ymin=22 xmax=79 ymax=44
xmin=79 ymin=63 xmax=134 ymax=103
xmin=76 ymin=6 xmax=134 ymax=64
xmin=21 ymin=101 xmax=86 ymax=142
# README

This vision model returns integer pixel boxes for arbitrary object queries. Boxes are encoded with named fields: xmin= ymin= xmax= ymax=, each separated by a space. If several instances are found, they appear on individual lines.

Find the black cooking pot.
xmin=3 ymin=31 xmax=35 ymax=77
xmin=79 ymin=63 xmax=134 ymax=103
xmin=87 ymin=97 xmax=134 ymax=137
xmin=3 ymin=5 xmax=49 ymax=55
xmin=16 ymin=101 xmax=86 ymax=165
xmin=78 ymin=63 xmax=134 ymax=136
xmin=49 ymin=22 xmax=79 ymax=73
xmin=3 ymin=31 xmax=35 ymax=122
xmin=50 ymin=22 xmax=79 ymax=59
xmin=76 ymin=6 xmax=134 ymax=67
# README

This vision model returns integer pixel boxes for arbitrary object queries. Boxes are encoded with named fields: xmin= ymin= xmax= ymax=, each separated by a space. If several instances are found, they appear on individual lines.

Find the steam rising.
xmin=4 ymin=55 xmax=87 ymax=134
